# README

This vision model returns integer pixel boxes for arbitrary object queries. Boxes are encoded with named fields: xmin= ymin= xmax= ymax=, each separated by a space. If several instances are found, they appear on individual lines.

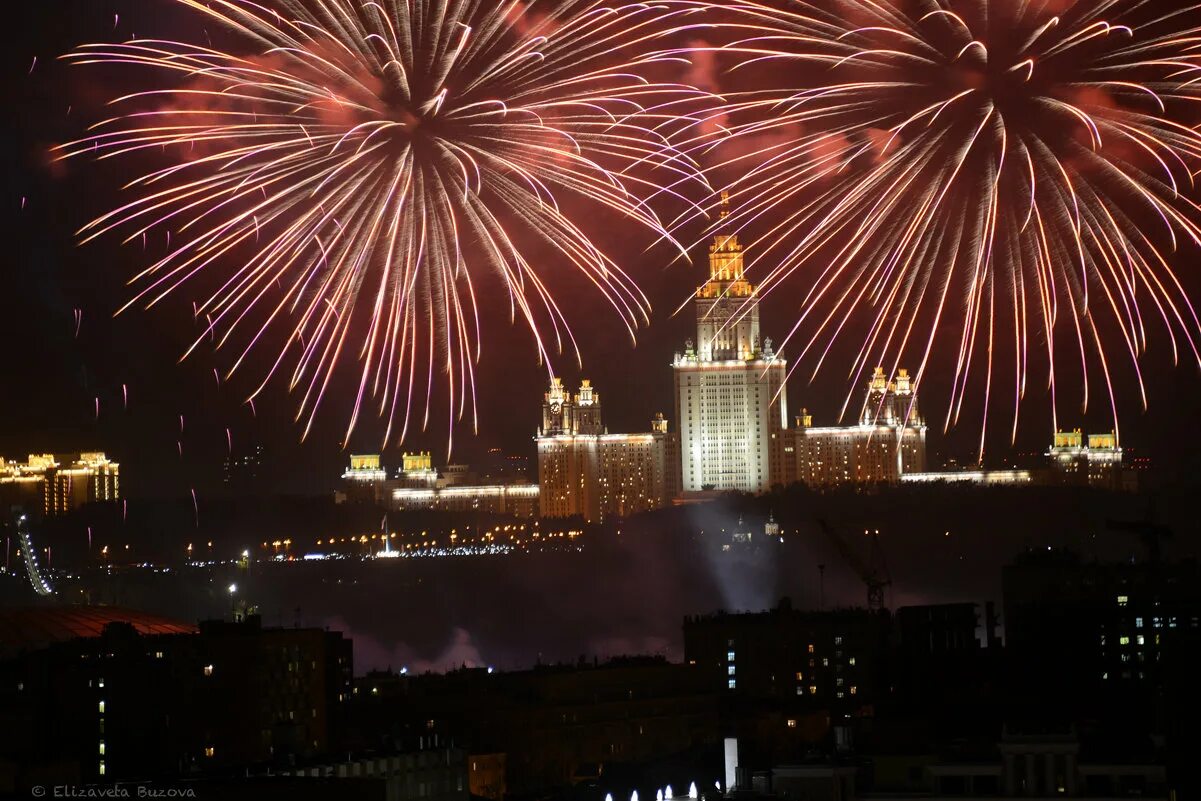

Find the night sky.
xmin=3 ymin=0 xmax=1201 ymax=501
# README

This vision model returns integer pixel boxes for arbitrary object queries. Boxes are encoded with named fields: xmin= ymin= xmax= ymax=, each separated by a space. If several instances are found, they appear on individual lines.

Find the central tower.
xmin=673 ymin=194 xmax=790 ymax=495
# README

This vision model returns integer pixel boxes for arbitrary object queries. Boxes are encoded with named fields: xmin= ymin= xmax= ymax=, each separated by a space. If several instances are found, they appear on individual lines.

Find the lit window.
xmin=97 ymin=678 xmax=105 ymax=689
xmin=834 ymin=636 xmax=843 ymax=645
xmin=99 ymin=761 xmax=106 ymax=776
xmin=204 ymin=746 xmax=215 ymax=758
xmin=1119 ymin=636 xmax=1130 ymax=646
xmin=1117 ymin=595 xmax=1129 ymax=606
xmin=786 ymin=719 xmax=797 ymax=729
xmin=154 ymin=651 xmax=164 ymax=659
xmin=727 ymin=665 xmax=736 ymax=676
xmin=727 ymin=679 xmax=736 ymax=689
xmin=98 ymin=700 xmax=105 ymax=714
xmin=850 ymin=686 xmax=857 ymax=695
xmin=795 ymin=671 xmax=803 ymax=681
xmin=1135 ymin=617 xmax=1144 ymax=628
xmin=807 ymin=644 xmax=815 ymax=654
xmin=1137 ymin=635 xmax=1145 ymax=646
xmin=809 ymin=685 xmax=817 ymax=694
xmin=98 ymin=741 xmax=105 ymax=756
xmin=727 ymin=651 xmax=735 ymax=662
xmin=203 ymin=664 xmax=214 ymax=676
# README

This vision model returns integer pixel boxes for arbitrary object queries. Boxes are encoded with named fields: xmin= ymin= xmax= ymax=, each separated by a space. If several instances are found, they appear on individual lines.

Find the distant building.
xmin=1049 ymin=430 xmax=1129 ymax=489
xmin=339 ymin=453 xmax=538 ymax=517
xmin=339 ymin=454 xmax=391 ymax=505
xmin=0 ymin=452 xmax=119 ymax=517
xmin=398 ymin=452 xmax=439 ymax=489
xmin=535 ymin=378 xmax=678 ymax=521
xmin=389 ymin=484 xmax=539 ymax=518
xmin=674 ymin=195 xmax=790 ymax=495
xmin=901 ymin=469 xmax=1033 ymax=486
xmin=223 ymin=443 xmax=264 ymax=493
xmin=794 ymin=368 xmax=927 ymax=486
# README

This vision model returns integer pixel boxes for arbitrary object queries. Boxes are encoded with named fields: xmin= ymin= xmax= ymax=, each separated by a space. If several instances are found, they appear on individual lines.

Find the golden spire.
xmin=705 ymin=190 xmax=749 ymax=291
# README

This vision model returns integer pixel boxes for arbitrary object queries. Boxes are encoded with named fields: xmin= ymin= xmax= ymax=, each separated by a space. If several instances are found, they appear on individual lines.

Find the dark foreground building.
xmin=0 ymin=607 xmax=352 ymax=791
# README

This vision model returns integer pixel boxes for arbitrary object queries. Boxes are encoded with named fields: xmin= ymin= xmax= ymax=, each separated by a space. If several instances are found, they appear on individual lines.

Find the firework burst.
xmin=60 ymin=0 xmax=708 ymax=447
xmin=673 ymin=0 xmax=1201 ymax=455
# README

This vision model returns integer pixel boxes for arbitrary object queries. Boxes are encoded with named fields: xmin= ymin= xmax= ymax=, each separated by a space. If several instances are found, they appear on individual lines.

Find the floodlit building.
xmin=398 ymin=452 xmax=439 ymax=489
xmin=339 ymin=453 xmax=538 ymax=516
xmin=673 ymin=195 xmax=790 ymax=495
xmin=536 ymin=379 xmax=678 ymax=521
xmin=389 ymin=484 xmax=540 ymax=518
xmin=793 ymin=368 xmax=927 ymax=486
xmin=0 ymin=452 xmax=120 ymax=517
xmin=1048 ymin=430 xmax=1129 ymax=489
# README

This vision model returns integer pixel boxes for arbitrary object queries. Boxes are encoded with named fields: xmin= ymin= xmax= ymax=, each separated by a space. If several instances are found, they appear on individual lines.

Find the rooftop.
xmin=0 ymin=605 xmax=195 ymax=657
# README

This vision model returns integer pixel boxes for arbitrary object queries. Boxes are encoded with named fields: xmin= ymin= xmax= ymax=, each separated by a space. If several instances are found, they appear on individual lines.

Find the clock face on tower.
xmin=551 ymin=403 xmax=562 ymax=415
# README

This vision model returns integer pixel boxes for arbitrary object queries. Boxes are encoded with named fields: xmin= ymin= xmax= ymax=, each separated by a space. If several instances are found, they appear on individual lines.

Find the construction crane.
xmin=817 ymin=519 xmax=891 ymax=611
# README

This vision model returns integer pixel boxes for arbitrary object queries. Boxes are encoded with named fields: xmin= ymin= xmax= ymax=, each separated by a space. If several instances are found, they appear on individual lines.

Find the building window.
xmin=727 ymin=665 xmax=736 ymax=676
xmin=809 ymin=685 xmax=817 ymax=694
xmin=203 ymin=664 xmax=214 ymax=676
xmin=98 ymin=741 xmax=105 ymax=756
xmin=727 ymin=650 xmax=735 ymax=662
xmin=98 ymin=700 xmax=105 ymax=714
xmin=848 ymin=657 xmax=856 ymax=666
xmin=728 ymin=679 xmax=736 ymax=689
xmin=99 ymin=761 xmax=106 ymax=776
xmin=795 ymin=671 xmax=803 ymax=681
xmin=204 ymin=746 xmax=215 ymax=758
xmin=1117 ymin=595 xmax=1129 ymax=606
xmin=850 ymin=686 xmax=858 ymax=695
xmin=807 ymin=644 xmax=815 ymax=654
xmin=97 ymin=678 xmax=105 ymax=689
xmin=786 ymin=719 xmax=797 ymax=729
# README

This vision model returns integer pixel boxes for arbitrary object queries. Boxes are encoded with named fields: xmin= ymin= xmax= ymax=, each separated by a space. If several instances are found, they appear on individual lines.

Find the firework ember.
xmin=672 ymin=0 xmax=1201 ymax=455
xmin=61 ymin=0 xmax=708 ymax=448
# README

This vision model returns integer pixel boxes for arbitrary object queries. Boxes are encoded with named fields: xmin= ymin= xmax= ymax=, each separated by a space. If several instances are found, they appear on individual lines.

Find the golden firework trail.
xmin=59 ymin=0 xmax=710 ymax=449
xmin=667 ymin=0 xmax=1201 ymax=457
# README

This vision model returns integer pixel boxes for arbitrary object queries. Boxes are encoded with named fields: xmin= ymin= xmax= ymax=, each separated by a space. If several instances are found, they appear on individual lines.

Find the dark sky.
xmin=3 ymin=0 xmax=1201 ymax=500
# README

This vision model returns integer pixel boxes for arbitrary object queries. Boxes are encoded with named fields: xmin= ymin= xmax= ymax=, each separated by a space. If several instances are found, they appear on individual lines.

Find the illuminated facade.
xmin=339 ymin=453 xmax=538 ymax=515
xmin=390 ymin=484 xmax=540 ymax=518
xmin=794 ymin=368 xmax=927 ymax=486
xmin=674 ymin=195 xmax=790 ymax=495
xmin=0 ymin=452 xmax=120 ymax=516
xmin=399 ymin=452 xmax=439 ymax=488
xmin=1049 ymin=430 xmax=1126 ymax=489
xmin=343 ymin=454 xmax=387 ymax=483
xmin=536 ymin=379 xmax=678 ymax=521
